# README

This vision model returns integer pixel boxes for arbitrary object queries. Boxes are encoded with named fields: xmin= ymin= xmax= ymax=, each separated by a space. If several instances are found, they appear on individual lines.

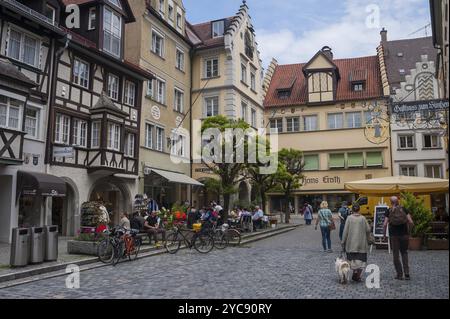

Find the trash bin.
xmin=10 ymin=228 xmax=30 ymax=267
xmin=30 ymin=227 xmax=45 ymax=264
xmin=44 ymin=226 xmax=58 ymax=262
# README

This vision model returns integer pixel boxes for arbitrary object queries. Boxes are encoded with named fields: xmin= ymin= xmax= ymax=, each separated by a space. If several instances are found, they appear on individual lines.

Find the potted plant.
xmin=400 ymin=192 xmax=433 ymax=250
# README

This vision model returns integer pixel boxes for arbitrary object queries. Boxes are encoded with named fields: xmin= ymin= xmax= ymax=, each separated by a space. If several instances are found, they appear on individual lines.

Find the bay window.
xmin=107 ymin=123 xmax=121 ymax=151
xmin=91 ymin=121 xmax=101 ymax=148
xmin=103 ymin=7 xmax=122 ymax=57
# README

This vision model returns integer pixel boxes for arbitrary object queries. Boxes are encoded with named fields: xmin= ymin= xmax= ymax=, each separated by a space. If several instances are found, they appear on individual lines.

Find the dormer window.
xmin=277 ymin=89 xmax=291 ymax=99
xmin=103 ymin=7 xmax=122 ymax=58
xmin=212 ymin=20 xmax=225 ymax=38
xmin=176 ymin=13 xmax=183 ymax=29
xmin=352 ymin=82 xmax=365 ymax=92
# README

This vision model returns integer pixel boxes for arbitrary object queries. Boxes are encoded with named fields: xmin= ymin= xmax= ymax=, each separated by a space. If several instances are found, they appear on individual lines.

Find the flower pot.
xmin=408 ymin=237 xmax=423 ymax=251
xmin=67 ymin=240 xmax=100 ymax=256
xmin=427 ymin=239 xmax=449 ymax=250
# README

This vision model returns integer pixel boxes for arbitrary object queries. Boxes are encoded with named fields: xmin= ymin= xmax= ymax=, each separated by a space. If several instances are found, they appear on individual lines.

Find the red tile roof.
xmin=264 ymin=55 xmax=384 ymax=108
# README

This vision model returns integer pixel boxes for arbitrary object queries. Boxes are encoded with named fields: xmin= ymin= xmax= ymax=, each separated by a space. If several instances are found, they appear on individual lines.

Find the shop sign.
xmin=303 ymin=176 xmax=341 ymax=186
xmin=195 ymin=167 xmax=213 ymax=174
xmin=53 ymin=146 xmax=74 ymax=158
xmin=391 ymin=99 xmax=449 ymax=115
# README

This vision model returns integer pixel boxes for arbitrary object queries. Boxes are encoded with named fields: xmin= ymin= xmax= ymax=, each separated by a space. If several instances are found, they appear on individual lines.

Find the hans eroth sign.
xmin=302 ymin=176 xmax=341 ymax=186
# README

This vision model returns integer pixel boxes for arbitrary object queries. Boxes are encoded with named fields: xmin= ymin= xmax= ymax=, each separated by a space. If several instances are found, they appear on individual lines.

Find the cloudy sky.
xmin=183 ymin=0 xmax=432 ymax=68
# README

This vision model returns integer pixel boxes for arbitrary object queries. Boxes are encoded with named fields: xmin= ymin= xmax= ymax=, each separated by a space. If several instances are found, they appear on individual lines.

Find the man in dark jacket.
xmin=384 ymin=196 xmax=414 ymax=281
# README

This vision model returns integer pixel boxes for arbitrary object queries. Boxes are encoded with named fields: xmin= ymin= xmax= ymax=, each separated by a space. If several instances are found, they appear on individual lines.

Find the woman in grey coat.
xmin=342 ymin=204 xmax=371 ymax=282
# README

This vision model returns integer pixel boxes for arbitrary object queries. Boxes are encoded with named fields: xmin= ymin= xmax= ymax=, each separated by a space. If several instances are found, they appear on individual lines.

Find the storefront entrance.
xmin=89 ymin=178 xmax=131 ymax=226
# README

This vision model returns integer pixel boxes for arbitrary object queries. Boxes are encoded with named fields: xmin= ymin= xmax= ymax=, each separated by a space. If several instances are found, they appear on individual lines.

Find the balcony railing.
xmin=1 ymin=0 xmax=58 ymax=27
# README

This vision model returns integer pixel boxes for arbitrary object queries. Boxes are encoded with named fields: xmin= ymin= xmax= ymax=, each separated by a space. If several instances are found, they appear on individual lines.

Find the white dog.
xmin=335 ymin=257 xmax=351 ymax=284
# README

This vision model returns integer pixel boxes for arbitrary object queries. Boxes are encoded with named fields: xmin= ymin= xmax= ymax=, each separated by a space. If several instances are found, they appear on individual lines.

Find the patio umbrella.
xmin=344 ymin=176 xmax=449 ymax=195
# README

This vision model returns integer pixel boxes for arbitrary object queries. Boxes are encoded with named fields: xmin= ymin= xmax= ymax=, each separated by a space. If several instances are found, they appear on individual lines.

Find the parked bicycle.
xmin=213 ymin=223 xmax=242 ymax=249
xmin=113 ymin=229 xmax=141 ymax=266
xmin=97 ymin=226 xmax=141 ymax=265
xmin=165 ymin=225 xmax=214 ymax=254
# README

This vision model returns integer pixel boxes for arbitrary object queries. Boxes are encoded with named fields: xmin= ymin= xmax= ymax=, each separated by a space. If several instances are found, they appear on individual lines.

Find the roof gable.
xmin=303 ymin=51 xmax=337 ymax=71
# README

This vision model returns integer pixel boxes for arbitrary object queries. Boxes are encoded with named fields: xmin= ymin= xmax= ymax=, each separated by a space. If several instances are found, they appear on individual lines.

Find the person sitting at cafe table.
xmin=130 ymin=212 xmax=145 ymax=232
xmin=252 ymin=206 xmax=264 ymax=231
xmin=144 ymin=211 xmax=166 ymax=246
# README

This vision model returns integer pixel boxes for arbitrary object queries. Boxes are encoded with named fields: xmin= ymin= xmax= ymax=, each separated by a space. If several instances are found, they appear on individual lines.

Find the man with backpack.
xmin=302 ymin=202 xmax=314 ymax=225
xmin=384 ymin=196 xmax=414 ymax=281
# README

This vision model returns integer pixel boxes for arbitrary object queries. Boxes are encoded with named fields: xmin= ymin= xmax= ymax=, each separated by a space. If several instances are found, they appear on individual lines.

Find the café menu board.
xmin=374 ymin=206 xmax=390 ymax=237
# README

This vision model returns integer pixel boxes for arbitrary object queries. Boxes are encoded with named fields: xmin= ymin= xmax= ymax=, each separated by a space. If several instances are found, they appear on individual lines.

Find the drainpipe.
xmin=189 ymin=47 xmax=194 ymax=206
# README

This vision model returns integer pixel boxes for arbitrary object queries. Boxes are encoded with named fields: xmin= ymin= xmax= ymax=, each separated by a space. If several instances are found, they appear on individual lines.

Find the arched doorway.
xmin=88 ymin=177 xmax=131 ymax=226
xmin=51 ymin=178 xmax=79 ymax=236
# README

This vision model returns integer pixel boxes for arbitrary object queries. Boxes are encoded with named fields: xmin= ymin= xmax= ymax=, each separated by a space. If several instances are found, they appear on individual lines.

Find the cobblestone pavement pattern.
xmin=0 ymin=224 xmax=448 ymax=299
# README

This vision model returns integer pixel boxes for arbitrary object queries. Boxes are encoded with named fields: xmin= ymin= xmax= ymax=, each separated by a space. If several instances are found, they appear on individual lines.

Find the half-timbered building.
xmin=46 ymin=0 xmax=152 ymax=233
xmin=0 ymin=0 xmax=69 ymax=243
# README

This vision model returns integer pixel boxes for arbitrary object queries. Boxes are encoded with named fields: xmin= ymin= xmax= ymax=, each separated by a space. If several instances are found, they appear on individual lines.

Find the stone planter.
xmin=408 ymin=237 xmax=423 ymax=251
xmin=427 ymin=239 xmax=449 ymax=250
xmin=67 ymin=240 xmax=99 ymax=256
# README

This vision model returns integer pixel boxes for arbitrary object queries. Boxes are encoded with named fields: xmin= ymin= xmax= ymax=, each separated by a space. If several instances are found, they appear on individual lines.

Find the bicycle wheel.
xmin=213 ymin=230 xmax=227 ymax=250
xmin=193 ymin=232 xmax=214 ymax=254
xmin=98 ymin=238 xmax=114 ymax=264
xmin=226 ymin=229 xmax=242 ymax=246
xmin=165 ymin=232 xmax=181 ymax=254
xmin=129 ymin=237 xmax=141 ymax=261
xmin=113 ymin=240 xmax=125 ymax=266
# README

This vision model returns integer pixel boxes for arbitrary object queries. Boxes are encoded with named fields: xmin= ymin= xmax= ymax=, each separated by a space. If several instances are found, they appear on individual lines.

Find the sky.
xmin=183 ymin=0 xmax=432 ymax=68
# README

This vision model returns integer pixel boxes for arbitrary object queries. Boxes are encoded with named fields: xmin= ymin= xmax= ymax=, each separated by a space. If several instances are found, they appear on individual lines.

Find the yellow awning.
xmin=344 ymin=176 xmax=449 ymax=195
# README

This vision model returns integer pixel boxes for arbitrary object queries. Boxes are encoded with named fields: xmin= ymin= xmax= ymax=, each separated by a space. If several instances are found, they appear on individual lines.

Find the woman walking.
xmin=315 ymin=201 xmax=334 ymax=253
xmin=342 ymin=204 xmax=371 ymax=282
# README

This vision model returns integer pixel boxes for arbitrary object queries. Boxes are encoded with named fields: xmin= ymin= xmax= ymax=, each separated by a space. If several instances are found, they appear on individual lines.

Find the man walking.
xmin=384 ymin=196 xmax=414 ymax=280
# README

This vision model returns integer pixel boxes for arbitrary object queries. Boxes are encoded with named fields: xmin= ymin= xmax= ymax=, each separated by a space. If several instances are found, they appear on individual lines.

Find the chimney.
xmin=380 ymin=28 xmax=387 ymax=42
xmin=321 ymin=46 xmax=333 ymax=60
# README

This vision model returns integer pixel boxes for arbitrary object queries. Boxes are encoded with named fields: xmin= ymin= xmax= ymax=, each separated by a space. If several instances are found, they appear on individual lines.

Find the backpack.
xmin=389 ymin=206 xmax=408 ymax=226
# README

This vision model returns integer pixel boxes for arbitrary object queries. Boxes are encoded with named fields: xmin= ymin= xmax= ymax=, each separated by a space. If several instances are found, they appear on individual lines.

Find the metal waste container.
xmin=10 ymin=228 xmax=30 ymax=267
xmin=44 ymin=226 xmax=58 ymax=261
xmin=30 ymin=227 xmax=45 ymax=264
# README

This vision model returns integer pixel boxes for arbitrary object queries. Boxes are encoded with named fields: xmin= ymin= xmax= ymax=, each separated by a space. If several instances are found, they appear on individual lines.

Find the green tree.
xmin=400 ymin=192 xmax=433 ymax=238
xmin=201 ymin=116 xmax=250 ymax=217
xmin=272 ymin=148 xmax=305 ymax=224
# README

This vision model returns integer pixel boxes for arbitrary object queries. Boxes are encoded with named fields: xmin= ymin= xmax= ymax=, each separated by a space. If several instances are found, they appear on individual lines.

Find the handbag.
xmin=329 ymin=220 xmax=336 ymax=231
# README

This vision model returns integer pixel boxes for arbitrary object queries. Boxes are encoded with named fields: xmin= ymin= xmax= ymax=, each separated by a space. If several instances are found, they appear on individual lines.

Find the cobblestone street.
xmin=0 ymin=223 xmax=448 ymax=299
